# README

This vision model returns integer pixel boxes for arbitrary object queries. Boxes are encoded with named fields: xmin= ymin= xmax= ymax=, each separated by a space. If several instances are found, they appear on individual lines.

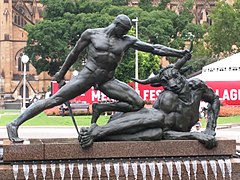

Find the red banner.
xmin=51 ymin=81 xmax=240 ymax=105
xmin=206 ymin=81 xmax=240 ymax=105
xmin=51 ymin=81 xmax=162 ymax=104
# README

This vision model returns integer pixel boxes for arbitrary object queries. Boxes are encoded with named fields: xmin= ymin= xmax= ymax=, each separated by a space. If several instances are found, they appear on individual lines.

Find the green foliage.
xmin=157 ymin=0 xmax=171 ymax=10
xmin=140 ymin=10 xmax=176 ymax=44
xmin=25 ymin=19 xmax=72 ymax=75
xmin=207 ymin=0 xmax=240 ymax=55
xmin=139 ymin=0 xmax=154 ymax=12
xmin=115 ymin=50 xmax=135 ymax=82
xmin=26 ymin=0 xmax=206 ymax=80
xmin=116 ymin=50 xmax=160 ymax=82
xmin=185 ymin=56 xmax=217 ymax=77
xmin=192 ymin=39 xmax=212 ymax=57
xmin=41 ymin=0 xmax=112 ymax=19
xmin=172 ymin=0 xmax=194 ymax=34
xmin=138 ymin=52 xmax=160 ymax=79
xmin=182 ymin=23 xmax=205 ymax=40
xmin=41 ymin=0 xmax=77 ymax=18
xmin=112 ymin=0 xmax=128 ymax=6
xmin=76 ymin=0 xmax=112 ymax=14
xmin=183 ymin=39 xmax=216 ymax=76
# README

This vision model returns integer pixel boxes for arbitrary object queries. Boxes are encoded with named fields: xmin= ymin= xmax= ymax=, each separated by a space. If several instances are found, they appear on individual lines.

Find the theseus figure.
xmin=80 ymin=52 xmax=220 ymax=149
xmin=7 ymin=14 xmax=188 ymax=142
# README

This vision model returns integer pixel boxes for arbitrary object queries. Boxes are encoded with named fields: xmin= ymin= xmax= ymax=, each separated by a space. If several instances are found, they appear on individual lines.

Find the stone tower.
xmin=0 ymin=0 xmax=50 ymax=103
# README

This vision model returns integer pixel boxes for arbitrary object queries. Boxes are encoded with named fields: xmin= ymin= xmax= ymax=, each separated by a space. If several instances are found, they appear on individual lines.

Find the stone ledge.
xmin=3 ymin=138 xmax=236 ymax=162
xmin=3 ymin=139 xmax=44 ymax=162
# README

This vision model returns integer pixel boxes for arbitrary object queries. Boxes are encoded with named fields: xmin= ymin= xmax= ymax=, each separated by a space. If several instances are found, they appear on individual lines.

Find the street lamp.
xmin=132 ymin=17 xmax=139 ymax=92
xmin=21 ymin=54 xmax=29 ymax=112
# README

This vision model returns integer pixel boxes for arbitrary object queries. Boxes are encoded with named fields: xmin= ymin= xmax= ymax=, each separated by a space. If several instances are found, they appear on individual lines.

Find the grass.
xmin=201 ymin=115 xmax=240 ymax=128
xmin=0 ymin=110 xmax=240 ymax=127
xmin=0 ymin=110 xmax=109 ymax=126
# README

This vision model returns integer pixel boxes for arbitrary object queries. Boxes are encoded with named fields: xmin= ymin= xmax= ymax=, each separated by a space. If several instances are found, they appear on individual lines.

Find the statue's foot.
xmin=6 ymin=123 xmax=24 ymax=143
xmin=91 ymin=103 xmax=101 ymax=124
xmin=80 ymin=124 xmax=98 ymax=148
xmin=198 ymin=133 xmax=217 ymax=149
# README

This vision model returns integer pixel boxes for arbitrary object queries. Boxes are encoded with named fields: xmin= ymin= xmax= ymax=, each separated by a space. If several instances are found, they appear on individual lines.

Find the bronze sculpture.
xmin=79 ymin=52 xmax=220 ymax=149
xmin=7 ymin=14 xmax=188 ymax=142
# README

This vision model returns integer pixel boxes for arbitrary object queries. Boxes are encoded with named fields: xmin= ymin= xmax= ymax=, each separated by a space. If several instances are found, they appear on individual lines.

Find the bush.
xmin=219 ymin=106 xmax=240 ymax=117
xmin=44 ymin=105 xmax=93 ymax=116
xmin=44 ymin=106 xmax=60 ymax=116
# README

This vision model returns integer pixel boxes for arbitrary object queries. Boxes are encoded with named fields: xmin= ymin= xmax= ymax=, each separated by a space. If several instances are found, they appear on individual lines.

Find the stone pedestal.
xmin=1 ymin=138 xmax=239 ymax=179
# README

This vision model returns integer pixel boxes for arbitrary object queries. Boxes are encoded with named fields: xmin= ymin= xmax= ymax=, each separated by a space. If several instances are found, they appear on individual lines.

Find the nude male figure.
xmin=7 ymin=14 xmax=188 ymax=142
xmin=80 ymin=52 xmax=220 ymax=149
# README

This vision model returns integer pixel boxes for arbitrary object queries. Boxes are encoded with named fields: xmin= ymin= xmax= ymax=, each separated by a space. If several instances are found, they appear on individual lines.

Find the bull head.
xmin=132 ymin=34 xmax=193 ymax=87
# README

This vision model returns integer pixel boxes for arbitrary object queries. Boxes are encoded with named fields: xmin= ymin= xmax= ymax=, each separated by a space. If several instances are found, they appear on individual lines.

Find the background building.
xmin=0 ymin=0 xmax=48 ymax=105
xmin=129 ymin=0 xmax=234 ymax=25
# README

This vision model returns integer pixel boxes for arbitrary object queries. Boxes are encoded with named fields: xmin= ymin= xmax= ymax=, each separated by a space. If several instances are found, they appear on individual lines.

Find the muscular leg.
xmin=7 ymin=69 xmax=93 ymax=142
xmin=81 ymin=108 xmax=165 ymax=148
xmin=91 ymin=79 xmax=144 ymax=124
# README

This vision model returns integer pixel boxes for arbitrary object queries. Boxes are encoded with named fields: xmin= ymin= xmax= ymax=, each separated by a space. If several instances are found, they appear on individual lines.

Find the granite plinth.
xmin=3 ymin=138 xmax=236 ymax=162
xmin=3 ymin=139 xmax=44 ymax=161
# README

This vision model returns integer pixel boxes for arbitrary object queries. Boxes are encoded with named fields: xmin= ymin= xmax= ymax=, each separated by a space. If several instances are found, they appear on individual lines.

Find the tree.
xmin=25 ymin=0 xmax=206 ymax=80
xmin=139 ymin=0 xmax=154 ymax=12
xmin=25 ymin=0 xmax=115 ymax=76
xmin=116 ymin=50 xmax=160 ymax=82
xmin=185 ymin=56 xmax=218 ymax=77
xmin=112 ymin=0 xmax=128 ymax=6
xmin=25 ymin=19 xmax=72 ymax=76
xmin=207 ymin=0 xmax=240 ymax=55
xmin=157 ymin=0 xmax=171 ymax=10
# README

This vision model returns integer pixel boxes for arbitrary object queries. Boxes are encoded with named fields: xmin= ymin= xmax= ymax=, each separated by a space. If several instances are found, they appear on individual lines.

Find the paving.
xmin=0 ymin=124 xmax=240 ymax=161
xmin=0 ymin=125 xmax=239 ymax=142
xmin=216 ymin=126 xmax=240 ymax=142
xmin=216 ymin=126 xmax=240 ymax=152
xmin=0 ymin=126 xmax=79 ymax=140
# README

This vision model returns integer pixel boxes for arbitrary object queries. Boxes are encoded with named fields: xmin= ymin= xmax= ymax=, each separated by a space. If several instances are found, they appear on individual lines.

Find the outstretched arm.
xmin=131 ymin=39 xmax=187 ymax=58
xmin=152 ymin=44 xmax=187 ymax=58
xmin=163 ymin=130 xmax=217 ymax=149
xmin=53 ymin=29 xmax=91 ymax=82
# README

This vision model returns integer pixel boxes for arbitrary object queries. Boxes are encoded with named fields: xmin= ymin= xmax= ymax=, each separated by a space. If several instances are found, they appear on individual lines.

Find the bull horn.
xmin=131 ymin=74 xmax=161 ymax=85
xmin=131 ymin=77 xmax=150 ymax=84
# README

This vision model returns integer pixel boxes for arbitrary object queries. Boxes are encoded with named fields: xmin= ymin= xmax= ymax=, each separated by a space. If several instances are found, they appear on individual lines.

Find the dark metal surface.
xmin=6 ymin=14 xmax=207 ymax=145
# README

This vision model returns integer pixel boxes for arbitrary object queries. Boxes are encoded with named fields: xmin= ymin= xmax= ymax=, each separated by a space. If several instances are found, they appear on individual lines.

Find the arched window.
xmin=13 ymin=13 xmax=27 ymax=28
xmin=17 ymin=53 xmax=29 ymax=72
